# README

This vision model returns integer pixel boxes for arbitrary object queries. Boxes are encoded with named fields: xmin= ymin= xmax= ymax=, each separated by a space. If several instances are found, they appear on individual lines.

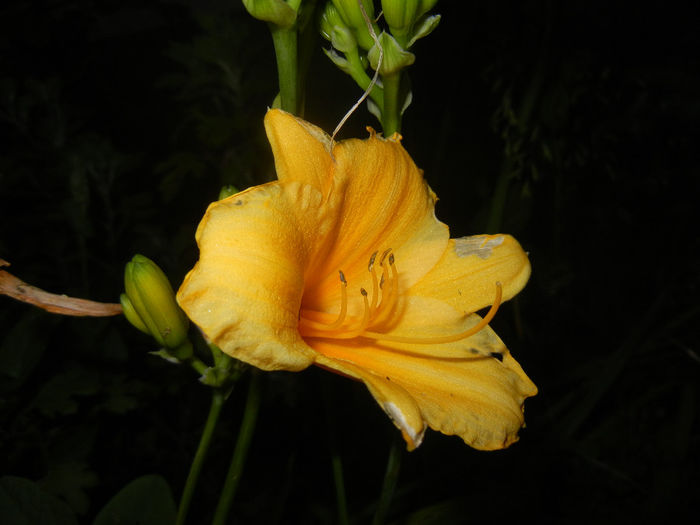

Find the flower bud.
xmin=331 ymin=0 xmax=378 ymax=51
xmin=381 ymin=0 xmax=420 ymax=45
xmin=218 ymin=185 xmax=239 ymax=200
xmin=320 ymin=2 xmax=344 ymax=41
xmin=242 ymin=0 xmax=297 ymax=29
xmin=321 ymin=2 xmax=358 ymax=54
xmin=119 ymin=293 xmax=150 ymax=335
xmin=417 ymin=0 xmax=440 ymax=18
xmin=123 ymin=255 xmax=189 ymax=349
xmin=382 ymin=0 xmax=440 ymax=47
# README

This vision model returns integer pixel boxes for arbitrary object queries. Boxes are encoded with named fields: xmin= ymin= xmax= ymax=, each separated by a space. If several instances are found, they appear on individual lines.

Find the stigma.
xmin=298 ymin=250 xmax=502 ymax=348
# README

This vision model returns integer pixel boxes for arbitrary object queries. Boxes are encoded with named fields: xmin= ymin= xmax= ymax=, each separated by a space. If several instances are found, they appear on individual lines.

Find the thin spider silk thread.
xmin=330 ymin=0 xmax=383 ymax=151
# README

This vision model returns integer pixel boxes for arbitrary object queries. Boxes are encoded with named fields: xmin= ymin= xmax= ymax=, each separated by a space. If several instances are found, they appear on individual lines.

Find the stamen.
xmin=298 ymin=249 xmax=502 ymax=351
xmin=361 ymin=282 xmax=503 ymax=345
xmin=372 ymin=250 xmax=399 ymax=325
xmin=298 ymin=270 xmax=348 ymax=331
xmin=368 ymin=251 xmax=379 ymax=314
xmin=340 ymin=288 xmax=371 ymax=338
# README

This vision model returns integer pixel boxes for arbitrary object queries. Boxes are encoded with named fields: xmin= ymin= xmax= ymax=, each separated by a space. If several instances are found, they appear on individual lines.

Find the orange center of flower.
xmin=298 ymin=250 xmax=502 ymax=345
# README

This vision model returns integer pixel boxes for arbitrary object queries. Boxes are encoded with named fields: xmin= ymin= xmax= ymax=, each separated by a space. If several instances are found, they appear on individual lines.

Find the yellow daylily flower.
xmin=177 ymin=109 xmax=537 ymax=451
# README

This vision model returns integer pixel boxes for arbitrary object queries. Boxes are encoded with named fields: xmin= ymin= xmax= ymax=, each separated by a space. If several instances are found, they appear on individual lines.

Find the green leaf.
xmin=0 ymin=312 xmax=54 ymax=391
xmin=92 ymin=475 xmax=176 ymax=525
xmin=31 ymin=366 xmax=99 ymax=417
xmin=0 ymin=476 xmax=77 ymax=525
xmin=39 ymin=462 xmax=98 ymax=516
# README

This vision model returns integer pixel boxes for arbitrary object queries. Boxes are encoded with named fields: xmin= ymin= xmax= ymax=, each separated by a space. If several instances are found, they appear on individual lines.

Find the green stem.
xmin=346 ymin=51 xmax=384 ymax=112
xmin=270 ymin=25 xmax=299 ymax=114
xmin=186 ymin=356 xmax=209 ymax=376
xmin=487 ymin=43 xmax=547 ymax=232
xmin=381 ymin=72 xmax=402 ymax=136
xmin=331 ymin=454 xmax=350 ymax=525
xmin=295 ymin=0 xmax=323 ymax=118
xmin=372 ymin=437 xmax=403 ymax=525
xmin=485 ymin=158 xmax=514 ymax=233
xmin=321 ymin=375 xmax=349 ymax=525
xmin=176 ymin=390 xmax=226 ymax=525
xmin=211 ymin=371 xmax=262 ymax=525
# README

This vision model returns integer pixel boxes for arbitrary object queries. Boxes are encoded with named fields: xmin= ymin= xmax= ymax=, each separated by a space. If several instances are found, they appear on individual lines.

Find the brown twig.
xmin=0 ymin=260 xmax=122 ymax=317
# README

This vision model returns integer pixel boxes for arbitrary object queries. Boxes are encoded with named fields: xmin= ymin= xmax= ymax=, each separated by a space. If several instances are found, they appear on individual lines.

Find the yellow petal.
xmin=177 ymin=181 xmax=329 ymax=371
xmin=264 ymin=109 xmax=333 ymax=194
xmin=409 ymin=234 xmax=531 ymax=314
xmin=303 ymin=132 xmax=449 ymax=314
xmin=315 ymin=354 xmax=427 ymax=450
xmin=308 ymin=295 xmax=537 ymax=450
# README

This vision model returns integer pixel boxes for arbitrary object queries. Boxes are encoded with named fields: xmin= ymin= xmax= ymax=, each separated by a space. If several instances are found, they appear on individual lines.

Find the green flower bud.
xmin=382 ymin=0 xmax=440 ymax=48
xmin=381 ymin=0 xmax=420 ymax=44
xmin=417 ymin=0 xmax=440 ymax=18
xmin=218 ymin=185 xmax=239 ymax=200
xmin=242 ymin=0 xmax=297 ymax=29
xmin=320 ymin=2 xmax=344 ymax=41
xmin=120 ymin=293 xmax=150 ymax=335
xmin=321 ymin=3 xmax=358 ymax=54
xmin=367 ymin=32 xmax=415 ymax=76
xmin=123 ymin=255 xmax=189 ymax=349
xmin=331 ymin=0 xmax=378 ymax=51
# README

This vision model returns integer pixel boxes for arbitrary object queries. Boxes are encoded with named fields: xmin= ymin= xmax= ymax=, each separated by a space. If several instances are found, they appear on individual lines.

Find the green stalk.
xmin=485 ymin=158 xmax=514 ymax=233
xmin=270 ymin=25 xmax=299 ymax=114
xmin=381 ymin=72 xmax=402 ymax=136
xmin=211 ymin=371 xmax=262 ymax=525
xmin=346 ymin=51 xmax=384 ymax=113
xmin=331 ymin=454 xmax=350 ymax=525
xmin=321 ymin=374 xmax=349 ymax=525
xmin=176 ymin=390 xmax=226 ymax=525
xmin=186 ymin=355 xmax=209 ymax=376
xmin=487 ymin=47 xmax=547 ymax=232
xmin=372 ymin=437 xmax=403 ymax=525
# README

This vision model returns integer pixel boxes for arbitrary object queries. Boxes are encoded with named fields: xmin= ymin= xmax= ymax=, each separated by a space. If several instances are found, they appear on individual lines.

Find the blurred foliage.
xmin=1 ymin=1 xmax=699 ymax=524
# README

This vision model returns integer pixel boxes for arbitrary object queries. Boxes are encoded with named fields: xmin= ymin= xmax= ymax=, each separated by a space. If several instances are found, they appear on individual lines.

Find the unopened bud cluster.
xmin=320 ymin=0 xmax=441 ymax=127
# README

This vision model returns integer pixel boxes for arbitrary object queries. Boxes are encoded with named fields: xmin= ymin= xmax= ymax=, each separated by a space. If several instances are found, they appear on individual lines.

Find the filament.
xmin=299 ymin=251 xmax=502 ymax=347
xmin=362 ymin=282 xmax=503 ymax=344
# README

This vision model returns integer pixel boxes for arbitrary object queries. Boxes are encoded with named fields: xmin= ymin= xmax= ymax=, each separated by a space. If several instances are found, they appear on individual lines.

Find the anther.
xmin=372 ymin=249 xmax=399 ymax=326
xmin=379 ymin=248 xmax=392 ymax=265
xmin=368 ymin=252 xmax=380 ymax=314
xmin=368 ymin=251 xmax=378 ymax=272
xmin=339 ymin=270 xmax=347 ymax=285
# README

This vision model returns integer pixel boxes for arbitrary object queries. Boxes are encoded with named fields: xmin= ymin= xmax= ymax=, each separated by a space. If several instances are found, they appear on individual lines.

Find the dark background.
xmin=1 ymin=1 xmax=699 ymax=523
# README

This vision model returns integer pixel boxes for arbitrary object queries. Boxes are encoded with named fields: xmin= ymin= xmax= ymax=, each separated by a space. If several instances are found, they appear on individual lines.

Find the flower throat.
xmin=298 ymin=250 xmax=502 ymax=345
